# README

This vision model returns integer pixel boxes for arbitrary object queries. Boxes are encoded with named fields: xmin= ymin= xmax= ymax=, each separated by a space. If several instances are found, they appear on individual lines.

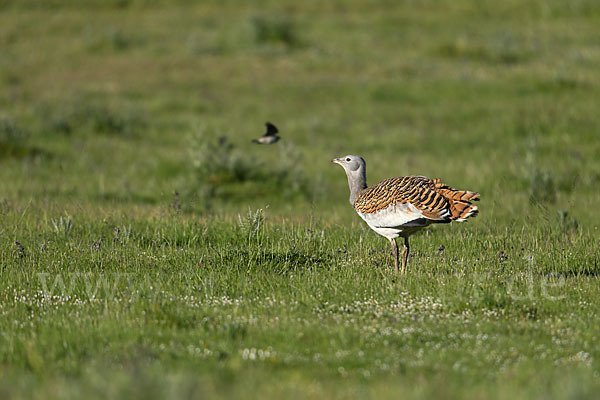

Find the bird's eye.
xmin=346 ymin=158 xmax=351 ymax=162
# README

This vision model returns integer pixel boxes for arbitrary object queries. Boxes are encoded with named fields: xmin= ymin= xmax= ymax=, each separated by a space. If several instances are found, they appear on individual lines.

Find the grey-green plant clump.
xmin=1 ymin=0 xmax=599 ymax=399
xmin=187 ymin=125 xmax=317 ymax=212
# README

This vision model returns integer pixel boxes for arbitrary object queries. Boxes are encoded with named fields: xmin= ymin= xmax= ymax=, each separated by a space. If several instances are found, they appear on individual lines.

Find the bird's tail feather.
xmin=432 ymin=179 xmax=480 ymax=221
xmin=448 ymin=200 xmax=478 ymax=221
xmin=433 ymin=179 xmax=480 ymax=202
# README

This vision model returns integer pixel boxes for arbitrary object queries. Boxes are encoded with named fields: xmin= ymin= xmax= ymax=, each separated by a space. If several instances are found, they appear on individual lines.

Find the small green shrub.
xmin=529 ymin=168 xmax=556 ymax=204
xmin=190 ymin=132 xmax=258 ymax=185
xmin=252 ymin=15 xmax=299 ymax=48
xmin=0 ymin=117 xmax=29 ymax=158
xmin=38 ymin=100 xmax=146 ymax=137
xmin=556 ymin=210 xmax=579 ymax=233
xmin=107 ymin=28 xmax=131 ymax=50
xmin=436 ymin=36 xmax=530 ymax=65
xmin=187 ymin=126 xmax=316 ymax=211
xmin=83 ymin=27 xmax=140 ymax=53
xmin=523 ymin=137 xmax=557 ymax=204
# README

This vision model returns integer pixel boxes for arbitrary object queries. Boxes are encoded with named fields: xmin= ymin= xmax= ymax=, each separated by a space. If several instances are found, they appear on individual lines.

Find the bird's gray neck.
xmin=346 ymin=170 xmax=367 ymax=206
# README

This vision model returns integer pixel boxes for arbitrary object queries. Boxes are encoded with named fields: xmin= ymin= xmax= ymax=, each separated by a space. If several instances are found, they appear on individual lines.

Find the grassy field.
xmin=1 ymin=0 xmax=600 ymax=398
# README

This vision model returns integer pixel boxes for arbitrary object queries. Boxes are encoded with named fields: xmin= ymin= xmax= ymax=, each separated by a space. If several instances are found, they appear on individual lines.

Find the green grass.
xmin=1 ymin=0 xmax=599 ymax=398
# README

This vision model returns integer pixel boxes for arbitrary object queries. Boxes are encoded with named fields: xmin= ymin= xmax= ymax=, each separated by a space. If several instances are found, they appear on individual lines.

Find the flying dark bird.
xmin=252 ymin=122 xmax=280 ymax=144
xmin=333 ymin=155 xmax=480 ymax=275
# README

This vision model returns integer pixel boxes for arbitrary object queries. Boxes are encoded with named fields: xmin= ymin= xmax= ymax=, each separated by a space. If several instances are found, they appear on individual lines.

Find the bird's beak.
xmin=331 ymin=157 xmax=342 ymax=165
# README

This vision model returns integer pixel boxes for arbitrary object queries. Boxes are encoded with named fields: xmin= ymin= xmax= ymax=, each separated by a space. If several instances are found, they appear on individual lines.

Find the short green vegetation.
xmin=1 ymin=1 xmax=599 ymax=399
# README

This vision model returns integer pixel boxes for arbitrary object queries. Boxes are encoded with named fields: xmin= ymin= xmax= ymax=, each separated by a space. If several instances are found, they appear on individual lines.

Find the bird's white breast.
xmin=356 ymin=202 xmax=426 ymax=239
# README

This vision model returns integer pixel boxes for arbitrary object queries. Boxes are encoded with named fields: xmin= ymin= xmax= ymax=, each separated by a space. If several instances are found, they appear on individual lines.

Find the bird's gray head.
xmin=332 ymin=155 xmax=367 ymax=205
xmin=332 ymin=155 xmax=365 ymax=173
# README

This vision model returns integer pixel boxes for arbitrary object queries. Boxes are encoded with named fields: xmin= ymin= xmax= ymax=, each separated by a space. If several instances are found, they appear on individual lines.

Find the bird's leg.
xmin=401 ymin=236 xmax=410 ymax=275
xmin=390 ymin=238 xmax=399 ymax=276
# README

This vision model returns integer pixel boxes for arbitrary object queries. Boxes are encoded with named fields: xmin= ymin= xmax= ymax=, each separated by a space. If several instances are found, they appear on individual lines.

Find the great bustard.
xmin=332 ymin=155 xmax=480 ymax=275
xmin=252 ymin=122 xmax=280 ymax=144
